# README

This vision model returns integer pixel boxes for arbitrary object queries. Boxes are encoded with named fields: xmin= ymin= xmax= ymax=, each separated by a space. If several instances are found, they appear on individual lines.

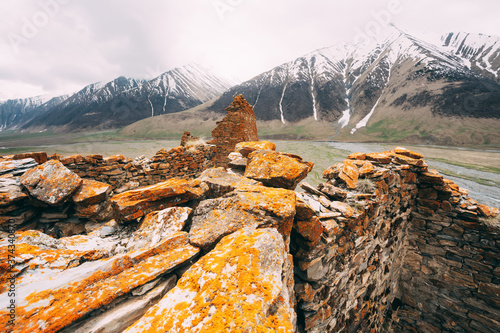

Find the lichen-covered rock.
xmin=235 ymin=140 xmax=277 ymax=157
xmin=72 ymin=179 xmax=112 ymax=205
xmin=127 ymin=207 xmax=192 ymax=251
xmin=189 ymin=185 xmax=296 ymax=249
xmin=198 ymin=167 xmax=262 ymax=198
xmin=110 ymin=179 xmax=204 ymax=222
xmin=0 ymin=177 xmax=27 ymax=206
xmin=394 ymin=147 xmax=423 ymax=159
xmin=0 ymin=232 xmax=199 ymax=332
xmin=339 ymin=160 xmax=359 ymax=189
xmin=294 ymin=216 xmax=324 ymax=243
xmin=20 ymin=160 xmax=83 ymax=205
xmin=245 ymin=150 xmax=313 ymax=190
xmin=124 ymin=227 xmax=295 ymax=333
xmin=0 ymin=158 xmax=38 ymax=176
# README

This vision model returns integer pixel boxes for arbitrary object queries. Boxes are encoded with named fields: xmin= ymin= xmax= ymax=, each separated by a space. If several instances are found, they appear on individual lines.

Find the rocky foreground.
xmin=1 ymin=96 xmax=499 ymax=332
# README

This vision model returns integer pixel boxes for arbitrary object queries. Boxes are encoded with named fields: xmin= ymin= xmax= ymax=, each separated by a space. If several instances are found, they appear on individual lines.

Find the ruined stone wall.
xmin=292 ymin=153 xmax=422 ymax=332
xmin=395 ymin=175 xmax=500 ymax=332
xmin=292 ymin=149 xmax=499 ymax=333
xmin=60 ymin=144 xmax=216 ymax=192
xmin=211 ymin=94 xmax=259 ymax=167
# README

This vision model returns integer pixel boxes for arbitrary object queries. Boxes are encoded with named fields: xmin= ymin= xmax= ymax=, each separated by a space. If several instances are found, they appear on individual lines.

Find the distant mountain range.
xmin=209 ymin=26 xmax=500 ymax=143
xmin=2 ymin=26 xmax=500 ymax=144
xmin=0 ymin=64 xmax=233 ymax=132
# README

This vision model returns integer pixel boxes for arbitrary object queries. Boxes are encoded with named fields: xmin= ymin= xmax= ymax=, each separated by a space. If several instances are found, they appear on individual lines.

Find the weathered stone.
xmin=127 ymin=207 xmax=192 ymax=250
xmin=329 ymin=201 xmax=356 ymax=217
xmin=110 ymin=178 xmax=204 ymax=222
xmin=245 ymin=150 xmax=313 ymax=190
xmin=339 ymin=160 xmax=359 ymax=189
xmin=477 ymin=204 xmax=499 ymax=218
xmin=64 ymin=275 xmax=178 ymax=333
xmin=392 ymin=154 xmax=427 ymax=167
xmin=323 ymin=163 xmax=342 ymax=180
xmin=72 ymin=178 xmax=112 ymax=205
xmin=12 ymin=152 xmax=48 ymax=164
xmin=0 ymin=158 xmax=38 ymax=176
xmin=296 ymin=198 xmax=317 ymax=220
xmin=211 ymin=95 xmax=259 ymax=167
xmin=198 ymin=167 xmax=261 ymax=198
xmin=0 ymin=177 xmax=27 ymax=206
xmin=358 ymin=161 xmax=376 ymax=176
xmin=235 ymin=140 xmax=276 ymax=157
xmin=317 ymin=183 xmax=348 ymax=201
xmin=227 ymin=152 xmax=248 ymax=169
xmin=125 ymin=228 xmax=295 ymax=333
xmin=189 ymin=185 xmax=296 ymax=249
xmin=294 ymin=216 xmax=324 ymax=243
xmin=365 ymin=152 xmax=392 ymax=164
xmin=420 ymin=171 xmax=444 ymax=184
xmin=394 ymin=147 xmax=423 ymax=159
xmin=20 ymin=160 xmax=83 ymax=205
xmin=347 ymin=152 xmax=366 ymax=160
xmin=0 ymin=232 xmax=199 ymax=332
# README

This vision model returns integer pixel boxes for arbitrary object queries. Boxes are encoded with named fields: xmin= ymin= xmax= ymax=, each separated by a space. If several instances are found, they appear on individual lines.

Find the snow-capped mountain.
xmin=440 ymin=32 xmax=500 ymax=80
xmin=209 ymin=26 xmax=500 ymax=144
xmin=17 ymin=64 xmax=232 ymax=131
xmin=0 ymin=94 xmax=68 ymax=131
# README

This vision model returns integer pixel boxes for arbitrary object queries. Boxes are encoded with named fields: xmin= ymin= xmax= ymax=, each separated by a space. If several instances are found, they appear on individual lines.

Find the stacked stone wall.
xmin=292 ymin=149 xmax=499 ymax=333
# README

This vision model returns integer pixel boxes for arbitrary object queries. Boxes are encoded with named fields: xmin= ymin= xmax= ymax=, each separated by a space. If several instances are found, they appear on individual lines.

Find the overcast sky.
xmin=1 ymin=0 xmax=499 ymax=100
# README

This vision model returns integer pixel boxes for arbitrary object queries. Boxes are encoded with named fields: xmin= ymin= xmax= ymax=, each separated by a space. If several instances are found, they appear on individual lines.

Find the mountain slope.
xmin=0 ymin=94 xmax=68 ymax=131
xmin=206 ymin=26 xmax=500 ymax=144
xmin=21 ymin=64 xmax=233 ymax=132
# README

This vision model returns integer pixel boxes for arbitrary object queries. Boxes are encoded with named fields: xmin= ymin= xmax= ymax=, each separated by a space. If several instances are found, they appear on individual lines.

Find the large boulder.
xmin=189 ymin=185 xmax=296 ymax=249
xmin=244 ymin=150 xmax=314 ymax=190
xmin=110 ymin=179 xmax=204 ymax=222
xmin=124 ymin=227 xmax=295 ymax=333
xmin=20 ymin=160 xmax=83 ymax=205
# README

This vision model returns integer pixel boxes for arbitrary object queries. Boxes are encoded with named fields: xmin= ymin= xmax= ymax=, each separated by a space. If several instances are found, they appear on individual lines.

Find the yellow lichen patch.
xmin=0 ymin=243 xmax=108 ymax=293
xmin=245 ymin=150 xmax=313 ymax=190
xmin=72 ymin=178 xmax=111 ymax=205
xmin=125 ymin=228 xmax=293 ymax=333
xmin=189 ymin=185 xmax=296 ymax=249
xmin=110 ymin=178 xmax=204 ymax=222
xmin=0 ymin=240 xmax=199 ymax=333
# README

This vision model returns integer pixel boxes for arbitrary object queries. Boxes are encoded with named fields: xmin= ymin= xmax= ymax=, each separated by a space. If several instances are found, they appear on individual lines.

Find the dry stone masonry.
xmin=0 ymin=96 xmax=499 ymax=332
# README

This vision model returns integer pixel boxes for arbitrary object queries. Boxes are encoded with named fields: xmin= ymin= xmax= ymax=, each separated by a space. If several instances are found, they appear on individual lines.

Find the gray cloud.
xmin=1 ymin=0 xmax=499 ymax=100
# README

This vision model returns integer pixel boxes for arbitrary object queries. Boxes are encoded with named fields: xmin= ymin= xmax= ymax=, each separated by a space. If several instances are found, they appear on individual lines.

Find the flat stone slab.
xmin=110 ymin=178 xmax=204 ymax=222
xmin=189 ymin=185 xmax=296 ymax=249
xmin=125 ymin=227 xmax=295 ymax=333
xmin=20 ymin=160 xmax=83 ymax=205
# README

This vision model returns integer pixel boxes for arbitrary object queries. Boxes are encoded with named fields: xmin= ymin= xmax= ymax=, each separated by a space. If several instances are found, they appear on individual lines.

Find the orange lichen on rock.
xmin=339 ymin=160 xmax=359 ymax=189
xmin=189 ymin=185 xmax=296 ymax=249
xmin=394 ymin=146 xmax=423 ymax=159
xmin=365 ymin=152 xmax=392 ymax=164
xmin=245 ymin=150 xmax=314 ymax=190
xmin=124 ymin=227 xmax=294 ymax=333
xmin=0 ymin=233 xmax=199 ymax=333
xmin=72 ymin=178 xmax=112 ymax=205
xmin=20 ymin=159 xmax=83 ymax=205
xmin=110 ymin=178 xmax=204 ymax=222
xmin=235 ymin=141 xmax=277 ymax=157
